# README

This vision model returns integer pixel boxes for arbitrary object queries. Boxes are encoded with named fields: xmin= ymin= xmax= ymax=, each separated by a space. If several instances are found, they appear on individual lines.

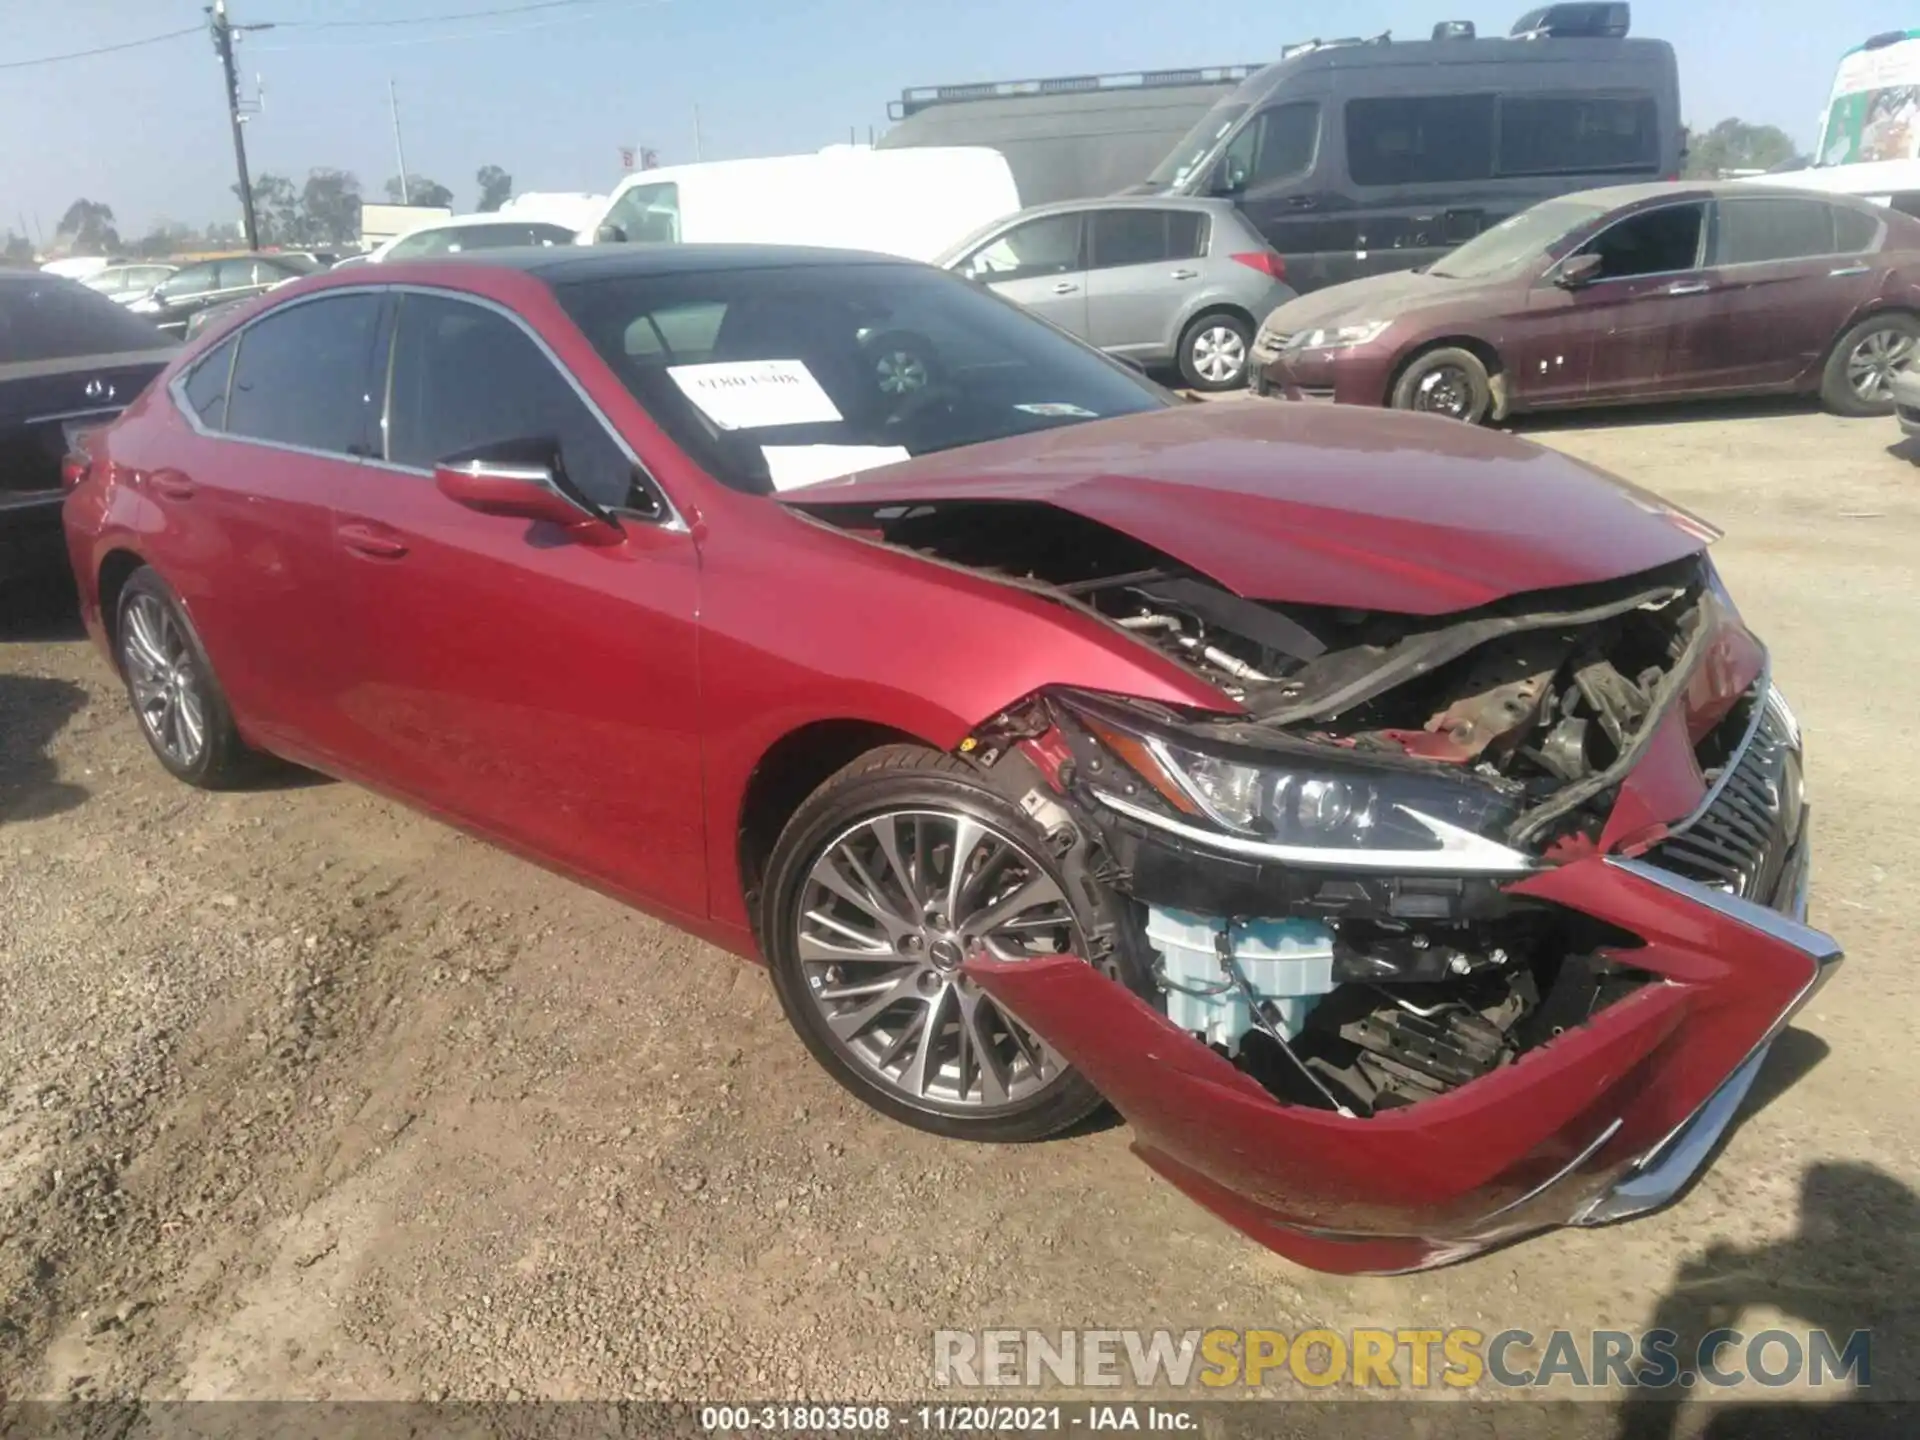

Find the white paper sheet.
xmin=1014 ymin=402 xmax=1099 ymax=419
xmin=667 ymin=359 xmax=843 ymax=431
xmin=762 ymin=445 xmax=912 ymax=491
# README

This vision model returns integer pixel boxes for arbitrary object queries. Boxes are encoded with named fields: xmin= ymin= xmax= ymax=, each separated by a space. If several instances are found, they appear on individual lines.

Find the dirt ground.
xmin=2 ymin=397 xmax=1917 ymax=1424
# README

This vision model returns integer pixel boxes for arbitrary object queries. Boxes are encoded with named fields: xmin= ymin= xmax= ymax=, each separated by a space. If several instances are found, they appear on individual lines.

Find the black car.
xmin=124 ymin=254 xmax=313 ymax=337
xmin=0 ymin=271 xmax=175 ymax=584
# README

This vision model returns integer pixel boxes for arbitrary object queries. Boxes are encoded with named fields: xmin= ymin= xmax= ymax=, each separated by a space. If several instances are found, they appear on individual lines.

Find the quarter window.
xmin=181 ymin=337 xmax=237 ymax=431
xmin=384 ymin=293 xmax=641 ymax=511
xmin=1088 ymin=210 xmax=1208 ymax=269
xmin=226 ymin=293 xmax=384 ymax=454
xmin=961 ymin=214 xmax=1083 ymax=282
xmin=1710 ymin=198 xmax=1839 ymax=266
xmin=1346 ymin=94 xmax=1496 ymax=186
xmin=1497 ymin=95 xmax=1659 ymax=177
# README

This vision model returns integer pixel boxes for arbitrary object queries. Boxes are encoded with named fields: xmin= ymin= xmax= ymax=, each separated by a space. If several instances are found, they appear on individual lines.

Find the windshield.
xmin=1144 ymin=101 xmax=1249 ymax=189
xmin=1428 ymin=199 xmax=1608 ymax=279
xmin=553 ymin=262 xmax=1170 ymax=495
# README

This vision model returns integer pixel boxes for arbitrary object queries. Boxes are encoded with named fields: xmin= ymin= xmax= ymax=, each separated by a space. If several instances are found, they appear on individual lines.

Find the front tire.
xmin=115 ymin=567 xmax=255 ymax=788
xmin=1822 ymin=312 xmax=1918 ymax=417
xmin=1390 ymin=346 xmax=1494 ymax=424
xmin=761 ymin=746 xmax=1111 ymax=1142
xmin=1178 ymin=312 xmax=1253 ymax=392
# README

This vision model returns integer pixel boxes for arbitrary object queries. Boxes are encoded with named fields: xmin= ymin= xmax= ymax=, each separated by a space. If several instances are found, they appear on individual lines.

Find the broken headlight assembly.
xmin=1061 ymin=695 xmax=1535 ymax=875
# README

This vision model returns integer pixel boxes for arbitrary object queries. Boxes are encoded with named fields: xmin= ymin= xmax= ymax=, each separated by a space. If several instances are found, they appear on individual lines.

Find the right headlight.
xmin=1285 ymin=320 xmax=1392 ymax=352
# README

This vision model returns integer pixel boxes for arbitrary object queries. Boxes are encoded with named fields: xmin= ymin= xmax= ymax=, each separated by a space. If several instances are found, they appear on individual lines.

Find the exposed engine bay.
xmin=794 ymin=497 xmax=1724 ymax=1119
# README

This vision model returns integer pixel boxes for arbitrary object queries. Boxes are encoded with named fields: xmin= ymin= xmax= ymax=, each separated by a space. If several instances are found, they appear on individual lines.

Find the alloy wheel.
xmin=120 ymin=593 xmax=207 ymax=768
xmin=1412 ymin=364 xmax=1476 ymax=419
xmin=1191 ymin=325 xmax=1247 ymax=386
xmin=1846 ymin=327 xmax=1916 ymax=403
xmin=875 ymin=349 xmax=930 ymax=396
xmin=793 ymin=809 xmax=1078 ymax=1112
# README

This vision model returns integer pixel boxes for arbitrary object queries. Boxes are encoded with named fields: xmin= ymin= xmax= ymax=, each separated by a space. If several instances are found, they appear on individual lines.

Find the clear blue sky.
xmin=3 ymin=0 xmax=1907 ymax=238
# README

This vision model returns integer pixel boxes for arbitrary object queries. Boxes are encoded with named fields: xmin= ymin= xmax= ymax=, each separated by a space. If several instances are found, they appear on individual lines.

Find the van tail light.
xmin=1232 ymin=250 xmax=1287 ymax=280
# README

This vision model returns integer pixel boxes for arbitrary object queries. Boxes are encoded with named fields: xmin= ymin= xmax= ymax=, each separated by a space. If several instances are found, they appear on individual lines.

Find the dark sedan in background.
xmin=1 ymin=270 xmax=173 ymax=584
xmin=1252 ymin=182 xmax=1920 ymax=424
xmin=125 ymin=253 xmax=318 ymax=338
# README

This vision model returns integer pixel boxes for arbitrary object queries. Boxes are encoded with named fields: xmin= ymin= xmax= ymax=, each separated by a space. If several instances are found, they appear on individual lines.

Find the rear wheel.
xmin=761 ymin=746 xmax=1116 ymax=1142
xmin=1390 ymin=346 xmax=1494 ymax=424
xmin=115 ymin=568 xmax=254 ymax=788
xmin=1177 ymin=312 xmax=1253 ymax=392
xmin=1822 ymin=313 xmax=1918 ymax=417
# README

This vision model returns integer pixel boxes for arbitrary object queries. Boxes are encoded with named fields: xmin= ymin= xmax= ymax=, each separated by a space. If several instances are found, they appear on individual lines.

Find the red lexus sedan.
xmin=63 ymin=245 xmax=1840 ymax=1274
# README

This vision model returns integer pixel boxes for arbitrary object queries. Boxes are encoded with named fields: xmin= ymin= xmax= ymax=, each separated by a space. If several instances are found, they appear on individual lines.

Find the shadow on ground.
xmin=0 ymin=575 xmax=85 ymax=645
xmin=0 ymin=673 xmax=88 ymax=823
xmin=1511 ymin=395 xmax=1825 ymax=435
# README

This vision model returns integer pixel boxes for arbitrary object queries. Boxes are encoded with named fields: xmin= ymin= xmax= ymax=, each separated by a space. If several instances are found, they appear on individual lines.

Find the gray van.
xmin=1137 ymin=3 xmax=1683 ymax=293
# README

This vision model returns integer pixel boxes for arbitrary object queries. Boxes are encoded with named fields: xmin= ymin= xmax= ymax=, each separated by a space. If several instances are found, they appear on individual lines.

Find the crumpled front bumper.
xmin=965 ymin=814 xmax=1840 ymax=1275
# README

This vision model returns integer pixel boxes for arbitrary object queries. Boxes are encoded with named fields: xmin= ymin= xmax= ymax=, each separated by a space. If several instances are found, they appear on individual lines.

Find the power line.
xmin=0 ymin=26 xmax=201 ymax=71
xmin=254 ymin=0 xmax=668 ymax=52
xmin=272 ymin=0 xmax=613 ymax=29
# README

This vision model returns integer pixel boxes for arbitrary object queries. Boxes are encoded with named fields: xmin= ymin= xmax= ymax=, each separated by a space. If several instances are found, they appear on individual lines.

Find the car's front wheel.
xmin=762 ymin=746 xmax=1114 ymax=1142
xmin=1390 ymin=346 xmax=1494 ymax=424
xmin=115 ymin=567 xmax=255 ymax=788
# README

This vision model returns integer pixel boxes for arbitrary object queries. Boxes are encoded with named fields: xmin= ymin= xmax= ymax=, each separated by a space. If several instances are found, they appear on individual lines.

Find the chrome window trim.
xmin=26 ymin=404 xmax=126 ymax=427
xmin=164 ymin=280 xmax=687 ymax=533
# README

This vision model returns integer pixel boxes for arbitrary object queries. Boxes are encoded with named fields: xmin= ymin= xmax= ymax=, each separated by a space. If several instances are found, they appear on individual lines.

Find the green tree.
xmin=384 ymin=174 xmax=454 ymax=209
xmin=55 ymin=199 xmax=120 ymax=255
xmin=475 ymin=164 xmax=512 ymax=212
xmin=235 ymin=174 xmax=300 ymax=246
xmin=1683 ymin=119 xmax=1809 ymax=178
xmin=2 ymin=231 xmax=34 ymax=265
xmin=300 ymin=168 xmax=363 ymax=245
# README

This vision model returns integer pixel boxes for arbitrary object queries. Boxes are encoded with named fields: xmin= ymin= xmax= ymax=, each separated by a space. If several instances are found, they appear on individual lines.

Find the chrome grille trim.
xmin=1646 ymin=682 xmax=1802 ymax=903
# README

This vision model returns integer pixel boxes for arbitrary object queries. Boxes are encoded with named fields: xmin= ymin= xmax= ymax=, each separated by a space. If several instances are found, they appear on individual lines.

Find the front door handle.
xmin=1829 ymin=264 xmax=1870 ymax=278
xmin=1170 ymin=268 xmax=1200 ymax=280
xmin=1285 ymin=196 xmax=1318 ymax=210
xmin=336 ymin=521 xmax=410 ymax=560
xmin=1051 ymin=281 xmax=1080 ymax=295
xmin=148 ymin=469 xmax=196 ymax=502
xmin=1666 ymin=280 xmax=1711 ymax=296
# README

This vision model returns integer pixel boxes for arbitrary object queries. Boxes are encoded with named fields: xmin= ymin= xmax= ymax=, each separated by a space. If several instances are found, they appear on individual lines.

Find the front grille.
xmin=1647 ymin=685 xmax=1803 ymax=904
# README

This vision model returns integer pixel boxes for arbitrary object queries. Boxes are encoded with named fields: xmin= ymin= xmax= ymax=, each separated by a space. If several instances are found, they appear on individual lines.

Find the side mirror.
xmin=594 ymin=222 xmax=627 ymax=244
xmin=1555 ymin=252 xmax=1604 ymax=289
xmin=434 ymin=438 xmax=620 ymax=541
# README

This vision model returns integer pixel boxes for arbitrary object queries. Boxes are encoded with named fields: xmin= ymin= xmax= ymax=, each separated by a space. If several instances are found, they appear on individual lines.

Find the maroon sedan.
xmin=63 ymin=245 xmax=1839 ymax=1274
xmin=1252 ymin=182 xmax=1920 ymax=424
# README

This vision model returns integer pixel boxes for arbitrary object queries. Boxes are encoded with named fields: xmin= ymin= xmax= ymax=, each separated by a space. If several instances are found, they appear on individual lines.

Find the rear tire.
xmin=1390 ymin=346 xmax=1494 ymax=424
xmin=1177 ymin=312 xmax=1253 ymax=392
xmin=1821 ymin=312 xmax=1918 ymax=417
xmin=761 ymin=745 xmax=1119 ymax=1143
xmin=115 ymin=568 xmax=255 ymax=789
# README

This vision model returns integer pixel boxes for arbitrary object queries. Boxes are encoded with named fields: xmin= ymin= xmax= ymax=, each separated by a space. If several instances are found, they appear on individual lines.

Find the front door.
xmin=1556 ymin=201 xmax=1713 ymax=403
xmin=957 ymin=213 xmax=1090 ymax=338
xmin=323 ymin=289 xmax=708 ymax=918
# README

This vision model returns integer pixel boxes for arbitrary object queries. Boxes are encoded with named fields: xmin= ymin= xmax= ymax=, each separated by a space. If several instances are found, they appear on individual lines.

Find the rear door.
xmin=1692 ymin=196 xmax=1887 ymax=390
xmin=149 ymin=292 xmax=386 ymax=753
xmin=1082 ymin=208 xmax=1209 ymax=356
xmin=954 ymin=212 xmax=1090 ymax=337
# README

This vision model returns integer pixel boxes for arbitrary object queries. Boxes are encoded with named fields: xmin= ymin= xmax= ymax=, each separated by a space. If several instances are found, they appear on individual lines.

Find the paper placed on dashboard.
xmin=667 ymin=359 xmax=843 ymax=431
xmin=762 ymin=445 xmax=912 ymax=491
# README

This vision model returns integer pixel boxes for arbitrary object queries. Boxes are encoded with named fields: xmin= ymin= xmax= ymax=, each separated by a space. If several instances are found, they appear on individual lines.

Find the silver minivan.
xmin=938 ymin=196 xmax=1295 ymax=390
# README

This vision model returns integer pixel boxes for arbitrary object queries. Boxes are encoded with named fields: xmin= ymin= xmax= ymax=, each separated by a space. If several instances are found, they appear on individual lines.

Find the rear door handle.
xmin=148 ymin=469 xmax=197 ymax=502
xmin=1051 ymin=281 xmax=1080 ymax=295
xmin=336 ymin=520 xmax=410 ymax=560
xmin=1285 ymin=196 xmax=1318 ymax=210
xmin=1170 ymin=268 xmax=1200 ymax=280
xmin=1829 ymin=264 xmax=1870 ymax=278
xmin=1666 ymin=281 xmax=1712 ymax=296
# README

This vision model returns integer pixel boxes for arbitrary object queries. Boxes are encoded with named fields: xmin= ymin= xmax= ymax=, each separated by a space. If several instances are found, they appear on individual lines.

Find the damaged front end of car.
xmin=788 ymin=489 xmax=1841 ymax=1273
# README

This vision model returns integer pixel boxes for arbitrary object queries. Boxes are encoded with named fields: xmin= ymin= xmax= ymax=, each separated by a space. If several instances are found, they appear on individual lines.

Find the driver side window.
xmin=1576 ymin=202 xmax=1706 ymax=280
xmin=1218 ymin=102 xmax=1320 ymax=193
xmin=601 ymin=183 xmax=682 ymax=244
xmin=961 ymin=214 xmax=1084 ymax=283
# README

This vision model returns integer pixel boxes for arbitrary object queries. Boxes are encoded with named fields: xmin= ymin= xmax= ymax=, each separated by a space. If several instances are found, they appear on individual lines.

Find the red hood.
xmin=782 ymin=403 xmax=1714 ymax=615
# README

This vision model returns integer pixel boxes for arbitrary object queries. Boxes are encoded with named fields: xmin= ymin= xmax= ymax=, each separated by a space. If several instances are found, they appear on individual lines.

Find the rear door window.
xmin=1497 ymin=95 xmax=1660 ymax=177
xmin=1832 ymin=205 xmax=1883 ymax=253
xmin=226 ymin=293 xmax=384 ymax=454
xmin=384 ymin=292 xmax=640 ymax=511
xmin=1709 ymin=198 xmax=1839 ymax=265
xmin=1346 ymin=94 xmax=1496 ymax=186
xmin=157 ymin=263 xmax=219 ymax=300
xmin=1087 ymin=210 xmax=1208 ymax=269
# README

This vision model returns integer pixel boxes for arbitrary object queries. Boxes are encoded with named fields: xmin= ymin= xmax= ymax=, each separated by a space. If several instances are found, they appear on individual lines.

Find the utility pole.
xmin=389 ymin=80 xmax=411 ymax=204
xmin=693 ymin=104 xmax=704 ymax=162
xmin=207 ymin=0 xmax=268 ymax=251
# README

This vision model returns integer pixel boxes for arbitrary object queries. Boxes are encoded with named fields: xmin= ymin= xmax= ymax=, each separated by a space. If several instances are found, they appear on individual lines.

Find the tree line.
xmin=11 ymin=164 xmax=516 ymax=259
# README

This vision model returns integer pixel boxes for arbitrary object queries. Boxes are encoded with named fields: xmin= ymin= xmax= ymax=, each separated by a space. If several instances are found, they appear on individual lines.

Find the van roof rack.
xmin=891 ymin=65 xmax=1263 ymax=119
xmin=1279 ymin=32 xmax=1392 ymax=58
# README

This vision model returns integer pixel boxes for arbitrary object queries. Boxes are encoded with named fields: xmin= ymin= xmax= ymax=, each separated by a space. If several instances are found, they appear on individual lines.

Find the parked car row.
xmin=58 ymin=241 xmax=1840 ymax=1277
